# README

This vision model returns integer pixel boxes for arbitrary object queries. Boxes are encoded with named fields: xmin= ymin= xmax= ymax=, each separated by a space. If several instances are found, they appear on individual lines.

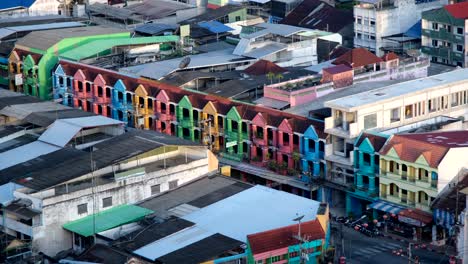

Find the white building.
xmin=322 ymin=68 xmax=468 ymax=187
xmin=0 ymin=129 xmax=217 ymax=257
xmin=353 ymin=0 xmax=447 ymax=56
xmin=0 ymin=0 xmax=62 ymax=17
xmin=234 ymin=23 xmax=342 ymax=67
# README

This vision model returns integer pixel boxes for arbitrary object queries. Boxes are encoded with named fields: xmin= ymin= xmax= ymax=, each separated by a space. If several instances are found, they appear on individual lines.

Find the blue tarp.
xmin=369 ymin=200 xmax=406 ymax=215
xmin=198 ymin=21 xmax=233 ymax=34
xmin=0 ymin=0 xmax=36 ymax=10
xmin=405 ymin=20 xmax=421 ymax=38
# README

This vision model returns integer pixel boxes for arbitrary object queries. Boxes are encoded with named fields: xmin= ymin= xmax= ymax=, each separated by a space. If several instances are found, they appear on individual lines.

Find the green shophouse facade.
xmin=11 ymin=27 xmax=130 ymax=99
xmin=421 ymin=3 xmax=467 ymax=67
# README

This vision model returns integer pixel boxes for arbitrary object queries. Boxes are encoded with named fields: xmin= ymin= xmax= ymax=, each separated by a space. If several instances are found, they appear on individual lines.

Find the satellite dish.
xmin=179 ymin=56 xmax=191 ymax=69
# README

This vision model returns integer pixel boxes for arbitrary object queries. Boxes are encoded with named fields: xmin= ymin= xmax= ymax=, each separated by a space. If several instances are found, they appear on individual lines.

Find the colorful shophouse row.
xmin=52 ymin=60 xmax=327 ymax=182
xmin=7 ymin=26 xmax=178 ymax=100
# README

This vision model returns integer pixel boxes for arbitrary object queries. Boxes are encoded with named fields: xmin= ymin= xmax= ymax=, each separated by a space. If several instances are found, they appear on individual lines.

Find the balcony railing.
xmin=422 ymin=29 xmax=464 ymax=44
xmin=94 ymin=96 xmax=111 ymax=104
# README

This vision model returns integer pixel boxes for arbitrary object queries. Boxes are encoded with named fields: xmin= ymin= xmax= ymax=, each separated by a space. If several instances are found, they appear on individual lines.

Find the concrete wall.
xmin=437 ymin=148 xmax=468 ymax=192
xmin=354 ymin=0 xmax=446 ymax=56
xmin=25 ymin=150 xmax=211 ymax=256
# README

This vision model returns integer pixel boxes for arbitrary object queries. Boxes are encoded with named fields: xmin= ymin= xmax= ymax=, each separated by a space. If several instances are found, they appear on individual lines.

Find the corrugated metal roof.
xmin=38 ymin=116 xmax=124 ymax=147
xmin=63 ymin=205 xmax=154 ymax=237
xmin=243 ymin=43 xmax=287 ymax=59
xmin=60 ymin=35 xmax=179 ymax=61
xmin=198 ymin=21 xmax=234 ymax=34
xmin=0 ymin=141 xmax=60 ymax=170
xmin=121 ymin=47 xmax=252 ymax=80
xmin=0 ymin=0 xmax=35 ymax=10
xmin=16 ymin=26 xmax=129 ymax=51
xmin=38 ymin=121 xmax=81 ymax=147
xmin=405 ymin=20 xmax=421 ymax=38
xmin=136 ymin=185 xmax=320 ymax=260
xmin=135 ymin=23 xmax=177 ymax=35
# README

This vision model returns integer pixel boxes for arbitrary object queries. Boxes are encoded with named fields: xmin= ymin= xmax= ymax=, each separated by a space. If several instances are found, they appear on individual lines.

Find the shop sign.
xmin=226 ymin=141 xmax=237 ymax=148
xmin=398 ymin=215 xmax=424 ymax=227
xmin=15 ymin=74 xmax=23 ymax=85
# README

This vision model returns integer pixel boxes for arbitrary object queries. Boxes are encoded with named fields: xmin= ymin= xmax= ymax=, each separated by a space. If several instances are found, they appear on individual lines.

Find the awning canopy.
xmin=398 ymin=209 xmax=432 ymax=227
xmin=63 ymin=205 xmax=153 ymax=237
xmin=369 ymin=200 xmax=406 ymax=215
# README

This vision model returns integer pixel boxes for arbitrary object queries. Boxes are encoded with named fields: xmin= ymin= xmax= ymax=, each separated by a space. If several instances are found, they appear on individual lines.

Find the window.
xmin=357 ymin=17 xmax=362 ymax=24
xmin=404 ymin=104 xmax=413 ymax=119
xmin=271 ymin=256 xmax=281 ymax=262
xmin=363 ymin=153 xmax=371 ymax=165
xmin=102 ymin=197 xmax=112 ymax=208
xmin=363 ymin=114 xmax=377 ymax=129
xmin=370 ymin=20 xmax=375 ymax=27
xmin=235 ymin=16 xmax=241 ymax=22
xmin=370 ymin=35 xmax=376 ymax=40
xmin=151 ymin=184 xmax=161 ymax=195
xmin=357 ymin=33 xmax=362 ymax=39
xmin=432 ymin=39 xmax=438 ymax=47
xmin=77 ymin=203 xmax=87 ymax=215
xmin=457 ymin=27 xmax=463 ymax=35
xmin=432 ymin=23 xmax=438 ymax=30
xmin=452 ymin=92 xmax=460 ymax=107
xmin=447 ymin=25 xmax=452 ymax=33
xmin=457 ymin=44 xmax=463 ymax=52
xmin=308 ymin=139 xmax=316 ymax=151
xmin=169 ymin=180 xmax=178 ymax=190
xmin=390 ymin=108 xmax=400 ymax=122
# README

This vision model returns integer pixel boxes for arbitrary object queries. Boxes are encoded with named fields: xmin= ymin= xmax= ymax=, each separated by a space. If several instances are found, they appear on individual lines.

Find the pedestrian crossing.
xmin=350 ymin=242 xmax=402 ymax=259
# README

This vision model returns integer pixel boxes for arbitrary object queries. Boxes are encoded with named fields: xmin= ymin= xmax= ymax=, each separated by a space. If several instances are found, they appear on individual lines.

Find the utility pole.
xmin=408 ymin=243 xmax=412 ymax=264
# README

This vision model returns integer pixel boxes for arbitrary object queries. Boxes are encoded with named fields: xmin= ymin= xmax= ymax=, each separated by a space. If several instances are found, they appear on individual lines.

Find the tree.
xmin=292 ymin=152 xmax=301 ymax=170
xmin=266 ymin=72 xmax=275 ymax=84
xmin=275 ymin=73 xmax=284 ymax=83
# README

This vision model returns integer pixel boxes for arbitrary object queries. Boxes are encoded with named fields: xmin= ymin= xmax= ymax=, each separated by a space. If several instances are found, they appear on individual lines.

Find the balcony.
xmin=1 ymin=218 xmax=33 ymax=237
xmin=279 ymin=144 xmax=292 ymax=153
xmin=324 ymin=117 xmax=359 ymax=139
xmin=415 ymin=180 xmax=431 ymax=189
xmin=324 ymin=144 xmax=353 ymax=166
xmin=252 ymin=137 xmax=267 ymax=146
xmin=137 ymin=107 xmax=147 ymax=116
xmin=359 ymin=164 xmax=375 ymax=175
xmin=179 ymin=117 xmax=193 ymax=127
xmin=304 ymin=151 xmax=318 ymax=161
xmin=415 ymin=202 xmax=431 ymax=212
xmin=386 ymin=195 xmax=401 ymax=204
xmin=422 ymin=29 xmax=464 ymax=44
xmin=94 ymin=96 xmax=111 ymax=104
xmin=75 ymin=91 xmax=92 ymax=99
xmin=422 ymin=46 xmax=448 ymax=57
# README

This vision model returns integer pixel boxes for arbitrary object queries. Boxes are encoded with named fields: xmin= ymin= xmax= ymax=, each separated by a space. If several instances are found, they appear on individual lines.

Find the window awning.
xmin=398 ymin=209 xmax=432 ymax=227
xmin=369 ymin=200 xmax=406 ymax=215
xmin=63 ymin=204 xmax=154 ymax=237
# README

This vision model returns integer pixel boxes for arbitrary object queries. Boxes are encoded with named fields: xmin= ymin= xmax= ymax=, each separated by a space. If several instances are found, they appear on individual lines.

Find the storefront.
xmin=369 ymin=200 xmax=433 ymax=241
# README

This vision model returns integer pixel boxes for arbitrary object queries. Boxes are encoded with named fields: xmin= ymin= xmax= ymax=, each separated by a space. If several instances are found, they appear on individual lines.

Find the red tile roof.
xmin=332 ymin=48 xmax=382 ymax=68
xmin=381 ymin=52 xmax=399 ymax=62
xmin=58 ymin=60 xmax=326 ymax=138
xmin=399 ymin=209 xmax=432 ymax=224
xmin=356 ymin=132 xmax=388 ymax=152
xmin=445 ymin=1 xmax=468 ymax=19
xmin=247 ymin=220 xmax=324 ymax=255
xmin=323 ymin=64 xmax=352 ymax=75
xmin=244 ymin=60 xmax=287 ymax=76
xmin=380 ymin=131 xmax=468 ymax=168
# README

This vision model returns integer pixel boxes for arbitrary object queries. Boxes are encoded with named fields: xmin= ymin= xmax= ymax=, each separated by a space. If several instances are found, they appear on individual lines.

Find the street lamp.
xmin=293 ymin=214 xmax=307 ymax=264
